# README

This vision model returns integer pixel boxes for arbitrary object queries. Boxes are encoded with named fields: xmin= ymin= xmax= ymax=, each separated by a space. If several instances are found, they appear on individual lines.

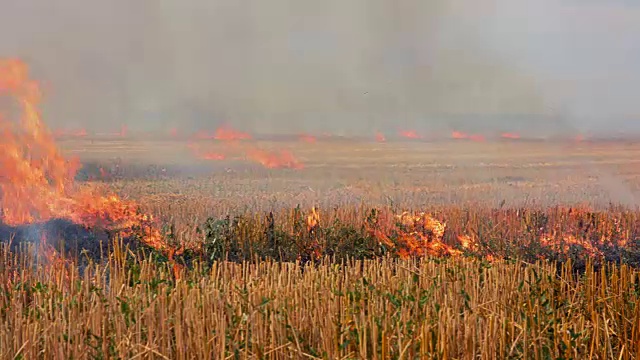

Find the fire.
xmin=245 ymin=147 xmax=303 ymax=169
xmin=299 ymin=134 xmax=317 ymax=143
xmin=457 ymin=234 xmax=478 ymax=251
xmin=375 ymin=132 xmax=386 ymax=142
xmin=306 ymin=206 xmax=320 ymax=234
xmin=118 ymin=125 xmax=128 ymax=138
xmin=200 ymin=152 xmax=225 ymax=161
xmin=501 ymin=132 xmax=520 ymax=140
xmin=452 ymin=131 xmax=485 ymax=142
xmin=214 ymin=126 xmax=251 ymax=141
xmin=365 ymin=209 xmax=461 ymax=258
xmin=187 ymin=143 xmax=226 ymax=161
xmin=539 ymin=233 xmax=603 ymax=260
xmin=399 ymin=130 xmax=421 ymax=139
xmin=193 ymin=126 xmax=251 ymax=141
xmin=0 ymin=59 xmax=167 ymax=253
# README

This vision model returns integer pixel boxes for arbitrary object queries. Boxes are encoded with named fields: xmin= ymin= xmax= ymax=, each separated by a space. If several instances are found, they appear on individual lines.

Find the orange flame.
xmin=299 ymin=134 xmax=317 ymax=143
xmin=501 ymin=132 xmax=520 ymax=139
xmin=245 ymin=147 xmax=303 ymax=169
xmin=187 ymin=142 xmax=226 ymax=161
xmin=0 ymin=58 xmax=166 ymax=252
xmin=365 ymin=209 xmax=461 ymax=258
xmin=452 ymin=131 xmax=485 ymax=142
xmin=399 ymin=130 xmax=421 ymax=139
xmin=375 ymin=132 xmax=386 ymax=142
xmin=118 ymin=125 xmax=128 ymax=138
xmin=200 ymin=152 xmax=225 ymax=161
xmin=306 ymin=207 xmax=320 ymax=234
xmin=214 ymin=126 xmax=251 ymax=141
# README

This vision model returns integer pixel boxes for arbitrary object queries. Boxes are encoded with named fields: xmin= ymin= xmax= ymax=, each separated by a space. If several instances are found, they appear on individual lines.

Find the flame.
xmin=214 ymin=126 xmax=251 ymax=141
xmin=457 ymin=234 xmax=478 ymax=251
xmin=188 ymin=129 xmax=305 ymax=169
xmin=193 ymin=126 xmax=251 ymax=141
xmin=118 ymin=125 xmax=128 ymax=138
xmin=501 ymin=132 xmax=520 ymax=139
xmin=299 ymin=134 xmax=317 ymax=143
xmin=187 ymin=143 xmax=226 ymax=161
xmin=200 ymin=152 xmax=225 ymax=161
xmin=451 ymin=131 xmax=467 ymax=139
xmin=306 ymin=206 xmax=320 ymax=234
xmin=365 ymin=209 xmax=461 ymax=258
xmin=245 ymin=147 xmax=303 ymax=169
xmin=0 ymin=58 xmax=167 ymax=253
xmin=539 ymin=233 xmax=603 ymax=259
xmin=452 ymin=131 xmax=485 ymax=142
xmin=375 ymin=132 xmax=386 ymax=142
xmin=399 ymin=130 xmax=421 ymax=139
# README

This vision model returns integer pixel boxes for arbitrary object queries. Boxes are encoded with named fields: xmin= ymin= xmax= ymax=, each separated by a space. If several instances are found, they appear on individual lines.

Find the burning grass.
xmin=4 ymin=58 xmax=640 ymax=358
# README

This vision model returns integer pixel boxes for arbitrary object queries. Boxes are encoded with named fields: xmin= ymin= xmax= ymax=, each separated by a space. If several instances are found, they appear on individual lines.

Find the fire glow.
xmin=189 ymin=125 xmax=305 ymax=169
xmin=0 ymin=59 xmax=167 ymax=251
xmin=299 ymin=134 xmax=317 ymax=143
xmin=501 ymin=132 xmax=520 ymax=140
xmin=452 ymin=131 xmax=485 ymax=142
xmin=399 ymin=130 xmax=422 ymax=139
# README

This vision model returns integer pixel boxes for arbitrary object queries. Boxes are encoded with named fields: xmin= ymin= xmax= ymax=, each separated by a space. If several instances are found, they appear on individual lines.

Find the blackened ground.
xmin=0 ymin=219 xmax=148 ymax=265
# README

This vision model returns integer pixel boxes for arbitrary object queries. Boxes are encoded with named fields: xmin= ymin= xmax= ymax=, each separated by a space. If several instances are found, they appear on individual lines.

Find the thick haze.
xmin=1 ymin=0 xmax=638 ymax=136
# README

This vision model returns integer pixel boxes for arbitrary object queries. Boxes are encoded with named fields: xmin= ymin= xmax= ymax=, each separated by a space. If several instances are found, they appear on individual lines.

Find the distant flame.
xmin=187 ymin=142 xmax=226 ymax=161
xmin=501 ymin=132 xmax=520 ymax=139
xmin=245 ymin=147 xmax=303 ymax=169
xmin=214 ymin=126 xmax=251 ymax=141
xmin=299 ymin=134 xmax=317 ymax=143
xmin=375 ymin=132 xmax=386 ymax=142
xmin=118 ymin=125 xmax=128 ymax=138
xmin=399 ymin=130 xmax=421 ymax=139
xmin=452 ymin=131 xmax=484 ymax=142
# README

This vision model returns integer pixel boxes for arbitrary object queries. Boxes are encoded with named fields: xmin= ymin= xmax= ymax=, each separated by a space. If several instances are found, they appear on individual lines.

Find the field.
xmin=2 ymin=137 xmax=640 ymax=359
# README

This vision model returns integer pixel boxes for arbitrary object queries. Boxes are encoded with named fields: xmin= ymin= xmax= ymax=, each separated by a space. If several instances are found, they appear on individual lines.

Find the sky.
xmin=0 ymin=0 xmax=638 ymax=136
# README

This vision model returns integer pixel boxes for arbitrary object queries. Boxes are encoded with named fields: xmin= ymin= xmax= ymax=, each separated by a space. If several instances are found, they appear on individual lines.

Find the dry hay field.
xmin=4 ymin=137 xmax=640 ymax=359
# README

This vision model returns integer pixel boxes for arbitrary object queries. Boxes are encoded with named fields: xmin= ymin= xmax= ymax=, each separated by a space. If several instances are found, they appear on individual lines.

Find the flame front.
xmin=245 ymin=147 xmax=304 ymax=169
xmin=366 ymin=209 xmax=461 ymax=258
xmin=399 ymin=130 xmax=421 ymax=139
xmin=0 ymin=59 xmax=165 ymax=250
xmin=299 ymin=134 xmax=317 ymax=143
xmin=501 ymin=132 xmax=520 ymax=140
xmin=452 ymin=131 xmax=485 ymax=142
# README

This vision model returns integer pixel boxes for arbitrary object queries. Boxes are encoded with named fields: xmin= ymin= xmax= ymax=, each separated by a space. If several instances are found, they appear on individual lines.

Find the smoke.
xmin=0 ymin=0 xmax=638 ymax=136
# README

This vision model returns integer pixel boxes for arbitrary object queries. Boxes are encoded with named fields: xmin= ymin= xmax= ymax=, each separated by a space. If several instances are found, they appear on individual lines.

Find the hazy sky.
xmin=0 ymin=0 xmax=638 ymax=135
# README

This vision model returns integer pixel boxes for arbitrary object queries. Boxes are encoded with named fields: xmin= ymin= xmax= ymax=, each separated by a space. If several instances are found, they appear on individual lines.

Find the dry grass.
xmin=1 ymin=243 xmax=639 ymax=359
xmin=3 ymin=139 xmax=640 ymax=358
